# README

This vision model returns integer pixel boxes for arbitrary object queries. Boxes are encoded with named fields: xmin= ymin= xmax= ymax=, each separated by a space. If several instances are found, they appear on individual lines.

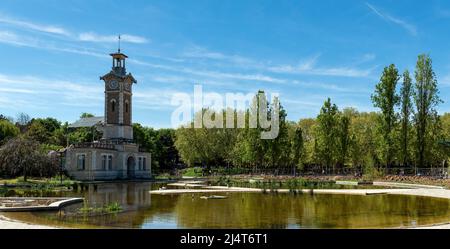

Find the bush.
xmin=0 ymin=137 xmax=59 ymax=180
xmin=181 ymin=167 xmax=203 ymax=177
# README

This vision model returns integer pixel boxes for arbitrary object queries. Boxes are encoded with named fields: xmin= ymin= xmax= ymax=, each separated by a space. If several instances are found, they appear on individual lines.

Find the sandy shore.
xmin=0 ymin=214 xmax=57 ymax=229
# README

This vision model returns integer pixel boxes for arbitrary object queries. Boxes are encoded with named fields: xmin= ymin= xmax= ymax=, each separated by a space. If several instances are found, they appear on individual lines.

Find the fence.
xmin=161 ymin=166 xmax=449 ymax=178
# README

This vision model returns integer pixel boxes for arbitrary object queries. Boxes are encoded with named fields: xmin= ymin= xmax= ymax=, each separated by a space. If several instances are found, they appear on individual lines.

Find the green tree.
xmin=413 ymin=54 xmax=441 ymax=168
xmin=399 ymin=70 xmax=413 ymax=167
xmin=266 ymin=96 xmax=290 ymax=168
xmin=371 ymin=64 xmax=400 ymax=168
xmin=290 ymin=125 xmax=304 ymax=172
xmin=0 ymin=137 xmax=57 ymax=180
xmin=0 ymin=119 xmax=20 ymax=145
xmin=26 ymin=121 xmax=50 ymax=144
xmin=337 ymin=114 xmax=351 ymax=168
xmin=316 ymin=98 xmax=339 ymax=172
xmin=80 ymin=112 xmax=95 ymax=118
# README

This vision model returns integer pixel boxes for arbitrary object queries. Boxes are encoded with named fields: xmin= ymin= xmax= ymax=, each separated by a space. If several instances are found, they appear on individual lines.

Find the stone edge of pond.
xmin=0 ymin=197 xmax=84 ymax=212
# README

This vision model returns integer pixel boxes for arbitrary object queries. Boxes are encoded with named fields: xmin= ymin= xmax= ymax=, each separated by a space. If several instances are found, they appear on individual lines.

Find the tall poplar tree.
xmin=413 ymin=54 xmax=441 ymax=168
xmin=371 ymin=64 xmax=400 ymax=168
xmin=399 ymin=70 xmax=413 ymax=167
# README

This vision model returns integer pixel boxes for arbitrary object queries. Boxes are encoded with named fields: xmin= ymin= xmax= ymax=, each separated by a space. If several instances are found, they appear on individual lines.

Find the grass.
xmin=181 ymin=167 xmax=203 ymax=177
xmin=78 ymin=202 xmax=123 ymax=215
xmin=154 ymin=173 xmax=178 ymax=180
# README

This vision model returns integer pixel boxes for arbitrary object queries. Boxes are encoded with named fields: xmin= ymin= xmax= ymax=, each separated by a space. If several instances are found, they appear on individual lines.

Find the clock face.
xmin=124 ymin=82 xmax=131 ymax=91
xmin=109 ymin=80 xmax=118 ymax=90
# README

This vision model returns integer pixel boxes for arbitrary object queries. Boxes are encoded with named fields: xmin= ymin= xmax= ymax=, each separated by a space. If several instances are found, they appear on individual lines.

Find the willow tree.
xmin=413 ymin=54 xmax=441 ymax=168
xmin=371 ymin=64 xmax=400 ymax=168
xmin=399 ymin=70 xmax=413 ymax=167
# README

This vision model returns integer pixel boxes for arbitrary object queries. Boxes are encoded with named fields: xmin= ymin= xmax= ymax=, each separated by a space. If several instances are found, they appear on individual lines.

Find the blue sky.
xmin=0 ymin=0 xmax=449 ymax=128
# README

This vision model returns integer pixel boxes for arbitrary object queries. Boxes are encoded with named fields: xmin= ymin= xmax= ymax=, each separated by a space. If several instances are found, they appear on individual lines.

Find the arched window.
xmin=111 ymin=99 xmax=116 ymax=112
xmin=125 ymin=101 xmax=129 ymax=113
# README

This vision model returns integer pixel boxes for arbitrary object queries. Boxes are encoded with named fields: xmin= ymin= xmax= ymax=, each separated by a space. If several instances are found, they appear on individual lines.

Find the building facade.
xmin=64 ymin=50 xmax=151 ymax=181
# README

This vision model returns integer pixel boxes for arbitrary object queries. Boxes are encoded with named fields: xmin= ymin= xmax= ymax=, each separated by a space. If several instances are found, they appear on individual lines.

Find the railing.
xmin=172 ymin=166 xmax=448 ymax=178
xmin=73 ymin=142 xmax=115 ymax=150
xmin=98 ymin=138 xmax=134 ymax=145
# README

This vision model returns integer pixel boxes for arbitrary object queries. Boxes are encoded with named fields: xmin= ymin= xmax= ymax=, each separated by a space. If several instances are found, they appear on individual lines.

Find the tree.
xmin=26 ymin=121 xmax=50 ymax=144
xmin=337 ymin=114 xmax=351 ymax=168
xmin=349 ymin=112 xmax=382 ymax=174
xmin=0 ymin=137 xmax=57 ymax=180
xmin=80 ymin=112 xmax=95 ymax=118
xmin=0 ymin=119 xmax=20 ymax=145
xmin=298 ymin=118 xmax=317 ymax=166
xmin=15 ymin=112 xmax=31 ymax=133
xmin=290 ymin=125 xmax=304 ymax=173
xmin=399 ymin=70 xmax=413 ymax=167
xmin=413 ymin=54 xmax=441 ymax=168
xmin=266 ymin=96 xmax=290 ymax=168
xmin=156 ymin=129 xmax=180 ymax=170
xmin=315 ymin=98 xmax=339 ymax=172
xmin=371 ymin=64 xmax=400 ymax=168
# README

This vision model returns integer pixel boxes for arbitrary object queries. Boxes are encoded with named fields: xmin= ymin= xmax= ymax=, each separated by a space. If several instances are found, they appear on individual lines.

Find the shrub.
xmin=0 ymin=138 xmax=59 ymax=180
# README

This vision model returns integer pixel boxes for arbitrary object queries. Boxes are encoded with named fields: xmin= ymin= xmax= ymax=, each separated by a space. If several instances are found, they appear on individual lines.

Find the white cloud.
xmin=0 ymin=73 xmax=103 ymax=104
xmin=366 ymin=3 xmax=417 ymax=36
xmin=0 ymin=15 xmax=70 ymax=36
xmin=129 ymin=58 xmax=286 ymax=84
xmin=292 ymin=80 xmax=370 ymax=93
xmin=0 ymin=30 xmax=109 ymax=58
xmin=78 ymin=32 xmax=149 ymax=44
xmin=182 ymin=46 xmax=255 ymax=65
xmin=269 ymin=59 xmax=372 ymax=78
xmin=0 ymin=14 xmax=148 ymax=45
xmin=440 ymin=74 xmax=450 ymax=87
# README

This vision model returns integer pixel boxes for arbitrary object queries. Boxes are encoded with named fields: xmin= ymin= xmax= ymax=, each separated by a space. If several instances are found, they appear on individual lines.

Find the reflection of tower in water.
xmin=85 ymin=182 xmax=153 ymax=211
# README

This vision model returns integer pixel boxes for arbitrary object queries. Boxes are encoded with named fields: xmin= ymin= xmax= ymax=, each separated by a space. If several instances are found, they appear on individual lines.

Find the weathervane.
xmin=118 ymin=34 xmax=121 ymax=53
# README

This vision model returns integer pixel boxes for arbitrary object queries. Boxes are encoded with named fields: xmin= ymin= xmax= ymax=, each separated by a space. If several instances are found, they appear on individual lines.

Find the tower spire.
xmin=118 ymin=34 xmax=121 ymax=53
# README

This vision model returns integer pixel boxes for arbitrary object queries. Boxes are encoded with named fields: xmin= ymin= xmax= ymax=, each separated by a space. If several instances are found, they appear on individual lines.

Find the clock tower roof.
xmin=100 ymin=49 xmax=137 ymax=84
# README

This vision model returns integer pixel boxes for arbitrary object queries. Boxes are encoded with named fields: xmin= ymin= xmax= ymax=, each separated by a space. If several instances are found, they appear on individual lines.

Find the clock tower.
xmin=100 ymin=49 xmax=137 ymax=141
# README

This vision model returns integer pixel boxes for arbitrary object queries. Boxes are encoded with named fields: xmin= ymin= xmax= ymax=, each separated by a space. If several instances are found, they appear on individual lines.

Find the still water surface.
xmin=3 ymin=182 xmax=450 ymax=228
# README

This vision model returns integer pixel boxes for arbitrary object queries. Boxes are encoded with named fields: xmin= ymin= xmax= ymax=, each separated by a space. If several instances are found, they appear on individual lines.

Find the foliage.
xmin=0 ymin=119 xmax=19 ymax=145
xmin=0 ymin=137 xmax=59 ymax=180
xmin=399 ymin=70 xmax=413 ymax=167
xmin=79 ymin=202 xmax=123 ymax=215
xmin=413 ymin=54 xmax=442 ymax=168
xmin=181 ymin=167 xmax=203 ymax=177
xmin=315 ymin=98 xmax=339 ymax=170
xmin=371 ymin=64 xmax=400 ymax=168
xmin=0 ymin=53 xmax=447 ymax=179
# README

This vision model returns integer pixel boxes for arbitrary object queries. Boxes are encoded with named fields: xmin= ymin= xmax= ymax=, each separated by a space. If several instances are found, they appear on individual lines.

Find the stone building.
xmin=64 ymin=49 xmax=151 ymax=181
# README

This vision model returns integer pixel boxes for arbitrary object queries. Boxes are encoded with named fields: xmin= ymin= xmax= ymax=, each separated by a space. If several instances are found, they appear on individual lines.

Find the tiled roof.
xmin=69 ymin=116 xmax=104 ymax=128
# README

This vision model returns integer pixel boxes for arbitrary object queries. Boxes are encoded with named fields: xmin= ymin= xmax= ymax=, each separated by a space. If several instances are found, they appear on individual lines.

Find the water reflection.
xmin=3 ymin=182 xmax=450 ymax=229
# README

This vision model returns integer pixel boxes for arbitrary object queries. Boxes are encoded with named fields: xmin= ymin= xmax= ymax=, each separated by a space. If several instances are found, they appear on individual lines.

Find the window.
xmin=108 ymin=155 xmax=113 ymax=170
xmin=143 ymin=157 xmax=147 ymax=171
xmin=111 ymin=99 xmax=116 ymax=112
xmin=125 ymin=102 xmax=129 ymax=113
xmin=138 ymin=157 xmax=142 ymax=170
xmin=101 ymin=155 xmax=107 ymax=170
xmin=77 ymin=154 xmax=86 ymax=170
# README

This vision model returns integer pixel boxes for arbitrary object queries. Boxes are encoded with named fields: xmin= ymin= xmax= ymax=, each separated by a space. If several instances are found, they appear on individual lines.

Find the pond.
xmin=2 ymin=182 xmax=450 ymax=228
